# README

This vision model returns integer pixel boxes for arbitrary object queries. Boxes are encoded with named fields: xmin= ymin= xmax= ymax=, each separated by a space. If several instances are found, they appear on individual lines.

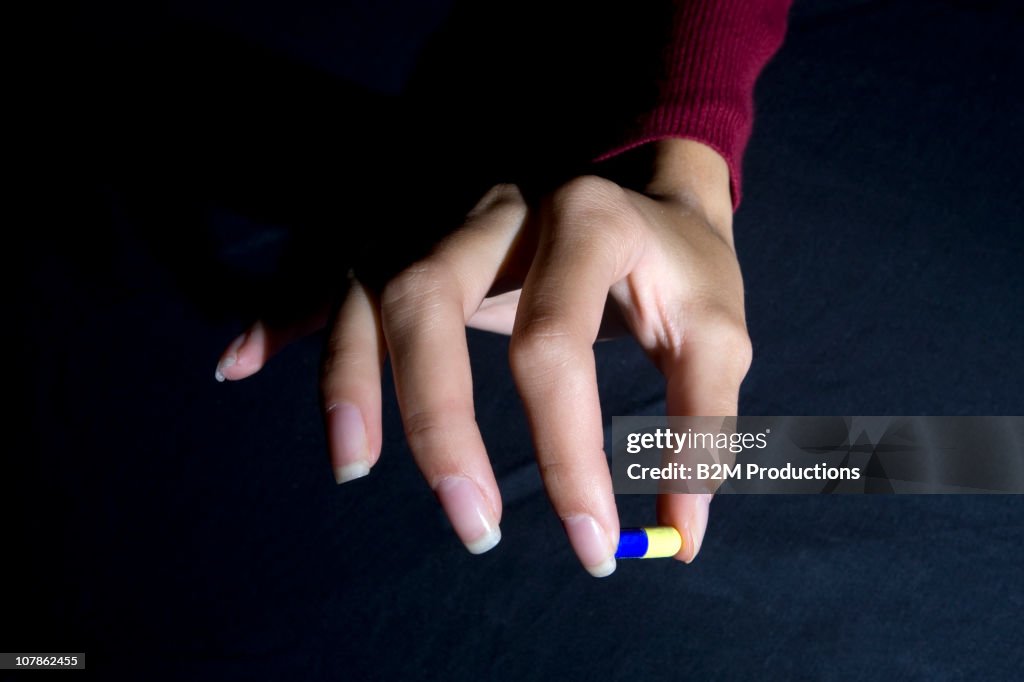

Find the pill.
xmin=615 ymin=527 xmax=682 ymax=559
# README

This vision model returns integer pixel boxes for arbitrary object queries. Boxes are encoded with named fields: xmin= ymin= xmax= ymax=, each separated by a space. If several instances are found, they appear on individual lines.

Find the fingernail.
xmin=214 ymin=332 xmax=247 ymax=382
xmin=682 ymin=530 xmax=696 ymax=563
xmin=682 ymin=494 xmax=712 ymax=563
xmin=327 ymin=403 xmax=371 ymax=484
xmin=214 ymin=355 xmax=234 ymax=382
xmin=563 ymin=514 xmax=617 ymax=578
xmin=435 ymin=476 xmax=501 ymax=555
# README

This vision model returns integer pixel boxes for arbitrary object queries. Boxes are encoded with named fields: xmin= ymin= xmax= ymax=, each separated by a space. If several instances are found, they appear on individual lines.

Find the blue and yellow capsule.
xmin=615 ymin=527 xmax=683 ymax=559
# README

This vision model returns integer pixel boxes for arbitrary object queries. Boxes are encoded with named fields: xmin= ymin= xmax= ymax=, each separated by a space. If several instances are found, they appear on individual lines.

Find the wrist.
xmin=595 ymin=138 xmax=734 ymax=246
xmin=645 ymin=138 xmax=734 ymax=245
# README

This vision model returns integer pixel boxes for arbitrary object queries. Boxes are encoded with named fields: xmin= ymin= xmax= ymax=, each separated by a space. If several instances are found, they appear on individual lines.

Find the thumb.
xmin=656 ymin=320 xmax=752 ymax=562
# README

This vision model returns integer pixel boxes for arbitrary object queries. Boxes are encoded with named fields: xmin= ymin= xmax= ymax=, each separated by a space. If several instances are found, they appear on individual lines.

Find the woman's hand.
xmin=215 ymin=139 xmax=751 ymax=576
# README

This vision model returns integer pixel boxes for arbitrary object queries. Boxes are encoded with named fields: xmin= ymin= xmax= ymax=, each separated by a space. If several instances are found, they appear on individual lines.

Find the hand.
xmin=215 ymin=139 xmax=752 ymax=576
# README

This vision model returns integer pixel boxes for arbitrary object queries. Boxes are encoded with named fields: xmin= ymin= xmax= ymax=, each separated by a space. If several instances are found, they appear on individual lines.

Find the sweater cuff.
xmin=595 ymin=0 xmax=791 ymax=211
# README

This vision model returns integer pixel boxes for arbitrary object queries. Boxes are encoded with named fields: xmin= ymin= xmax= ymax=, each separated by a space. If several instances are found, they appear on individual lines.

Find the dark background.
xmin=10 ymin=0 xmax=1023 ymax=679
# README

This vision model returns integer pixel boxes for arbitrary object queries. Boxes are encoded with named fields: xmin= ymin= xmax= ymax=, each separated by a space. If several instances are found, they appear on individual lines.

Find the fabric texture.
xmin=599 ymin=0 xmax=793 ymax=208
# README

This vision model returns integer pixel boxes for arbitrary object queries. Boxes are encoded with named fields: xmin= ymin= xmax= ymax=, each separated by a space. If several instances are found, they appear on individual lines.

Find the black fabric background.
xmin=10 ymin=1 xmax=1023 ymax=679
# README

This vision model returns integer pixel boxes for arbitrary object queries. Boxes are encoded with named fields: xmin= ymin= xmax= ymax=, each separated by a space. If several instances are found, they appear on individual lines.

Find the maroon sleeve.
xmin=596 ymin=0 xmax=792 ymax=209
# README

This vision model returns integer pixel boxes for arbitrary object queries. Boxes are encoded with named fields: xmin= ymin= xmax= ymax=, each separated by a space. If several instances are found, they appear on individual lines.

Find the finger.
xmin=466 ymin=288 xmax=520 ymax=335
xmin=657 ymin=492 xmax=712 ymax=564
xmin=321 ymin=277 xmax=386 ymax=484
xmin=509 ymin=177 xmax=644 ymax=577
xmin=382 ymin=185 xmax=526 ymax=554
xmin=658 ymin=315 xmax=752 ymax=562
xmin=214 ymin=307 xmax=330 ymax=382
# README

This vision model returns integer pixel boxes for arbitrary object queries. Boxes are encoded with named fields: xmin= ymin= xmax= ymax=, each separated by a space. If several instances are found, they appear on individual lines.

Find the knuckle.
xmin=401 ymin=405 xmax=470 ymax=453
xmin=319 ymin=352 xmax=343 ymax=391
xmin=554 ymin=175 xmax=624 ymax=210
xmin=320 ymin=343 xmax=352 ymax=388
xmin=549 ymin=175 xmax=643 ymax=266
xmin=319 ymin=358 xmax=370 ymax=399
xmin=552 ymin=176 xmax=629 ymax=225
xmin=703 ymin=314 xmax=753 ymax=376
xmin=381 ymin=260 xmax=457 ymax=319
xmin=402 ymin=408 xmax=447 ymax=444
xmin=537 ymin=458 xmax=570 ymax=490
xmin=508 ymin=319 xmax=579 ymax=381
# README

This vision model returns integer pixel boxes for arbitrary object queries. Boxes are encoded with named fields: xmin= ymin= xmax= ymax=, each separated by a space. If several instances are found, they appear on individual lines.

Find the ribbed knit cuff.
xmin=596 ymin=0 xmax=791 ymax=210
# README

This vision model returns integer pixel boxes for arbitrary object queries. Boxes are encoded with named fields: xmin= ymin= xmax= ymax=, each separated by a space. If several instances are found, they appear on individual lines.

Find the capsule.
xmin=615 ymin=527 xmax=682 ymax=559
